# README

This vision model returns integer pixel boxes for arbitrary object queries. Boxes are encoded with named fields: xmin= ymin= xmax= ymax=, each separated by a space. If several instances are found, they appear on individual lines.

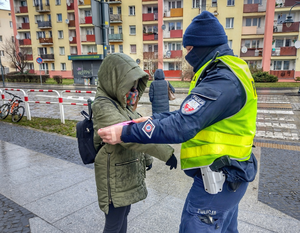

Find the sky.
xmin=0 ymin=0 xmax=10 ymax=10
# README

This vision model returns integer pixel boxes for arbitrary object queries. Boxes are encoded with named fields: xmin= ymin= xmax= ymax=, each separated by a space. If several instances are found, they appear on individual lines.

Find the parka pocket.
xmin=115 ymin=158 xmax=144 ymax=192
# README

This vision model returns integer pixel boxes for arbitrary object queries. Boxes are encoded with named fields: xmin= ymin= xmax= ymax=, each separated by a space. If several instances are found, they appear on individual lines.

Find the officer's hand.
xmin=146 ymin=164 xmax=152 ymax=171
xmin=166 ymin=154 xmax=177 ymax=170
xmin=133 ymin=116 xmax=151 ymax=123
xmin=98 ymin=125 xmax=123 ymax=145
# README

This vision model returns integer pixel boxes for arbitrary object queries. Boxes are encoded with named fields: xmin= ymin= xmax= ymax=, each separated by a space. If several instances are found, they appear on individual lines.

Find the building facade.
xmin=0 ymin=9 xmax=15 ymax=73
xmin=9 ymin=0 xmax=300 ymax=79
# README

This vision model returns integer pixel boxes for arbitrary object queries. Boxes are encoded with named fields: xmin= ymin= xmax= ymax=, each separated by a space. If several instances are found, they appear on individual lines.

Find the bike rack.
xmin=2 ymin=88 xmax=30 ymax=120
xmin=61 ymin=90 xmax=96 ymax=106
xmin=26 ymin=89 xmax=65 ymax=124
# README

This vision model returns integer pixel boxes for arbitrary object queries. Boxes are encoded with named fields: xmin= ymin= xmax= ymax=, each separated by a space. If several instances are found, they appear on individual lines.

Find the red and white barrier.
xmin=61 ymin=90 xmax=95 ymax=107
xmin=26 ymin=89 xmax=65 ymax=123
xmin=0 ymin=89 xmax=3 ymax=105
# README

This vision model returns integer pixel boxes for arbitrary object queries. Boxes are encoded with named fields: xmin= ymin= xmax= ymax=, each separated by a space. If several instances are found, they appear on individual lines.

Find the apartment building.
xmin=9 ymin=0 xmax=300 ymax=79
xmin=0 ymin=9 xmax=15 ymax=73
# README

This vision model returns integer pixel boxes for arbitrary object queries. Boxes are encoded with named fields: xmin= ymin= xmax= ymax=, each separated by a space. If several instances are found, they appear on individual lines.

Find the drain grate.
xmin=257 ymin=103 xmax=292 ymax=109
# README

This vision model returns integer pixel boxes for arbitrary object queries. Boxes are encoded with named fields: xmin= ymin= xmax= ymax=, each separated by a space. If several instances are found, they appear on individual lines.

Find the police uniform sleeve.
xmin=121 ymin=72 xmax=246 ymax=144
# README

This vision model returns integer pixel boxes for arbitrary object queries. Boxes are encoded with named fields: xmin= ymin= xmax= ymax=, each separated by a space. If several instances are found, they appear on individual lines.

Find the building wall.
xmin=0 ymin=9 xmax=14 ymax=73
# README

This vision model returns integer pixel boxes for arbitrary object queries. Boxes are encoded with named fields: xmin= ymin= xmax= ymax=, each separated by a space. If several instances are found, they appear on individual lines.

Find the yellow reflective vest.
xmin=181 ymin=55 xmax=257 ymax=170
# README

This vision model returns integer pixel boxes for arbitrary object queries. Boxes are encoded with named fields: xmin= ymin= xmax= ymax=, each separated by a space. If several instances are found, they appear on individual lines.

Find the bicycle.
xmin=0 ymin=91 xmax=25 ymax=122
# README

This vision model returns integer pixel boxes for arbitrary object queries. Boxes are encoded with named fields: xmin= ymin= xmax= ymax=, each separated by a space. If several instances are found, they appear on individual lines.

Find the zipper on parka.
xmin=115 ymin=158 xmax=139 ymax=166
xmin=107 ymin=153 xmax=112 ymax=204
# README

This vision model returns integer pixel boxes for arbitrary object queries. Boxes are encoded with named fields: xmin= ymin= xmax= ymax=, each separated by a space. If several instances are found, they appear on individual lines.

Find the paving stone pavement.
xmin=0 ymin=84 xmax=300 ymax=232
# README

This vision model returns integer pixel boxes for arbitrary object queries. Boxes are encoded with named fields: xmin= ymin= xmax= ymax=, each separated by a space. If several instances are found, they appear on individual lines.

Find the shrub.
xmin=295 ymin=77 xmax=300 ymax=82
xmin=252 ymin=71 xmax=278 ymax=83
xmin=53 ymin=75 xmax=63 ymax=84
xmin=4 ymin=74 xmax=50 ymax=83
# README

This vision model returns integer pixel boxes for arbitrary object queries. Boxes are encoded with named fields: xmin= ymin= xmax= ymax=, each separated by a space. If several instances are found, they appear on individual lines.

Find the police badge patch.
xmin=142 ymin=119 xmax=155 ymax=138
xmin=181 ymin=95 xmax=206 ymax=115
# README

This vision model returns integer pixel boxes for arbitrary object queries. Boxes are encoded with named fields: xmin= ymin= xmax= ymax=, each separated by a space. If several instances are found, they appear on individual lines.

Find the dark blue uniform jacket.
xmin=121 ymin=46 xmax=257 ymax=182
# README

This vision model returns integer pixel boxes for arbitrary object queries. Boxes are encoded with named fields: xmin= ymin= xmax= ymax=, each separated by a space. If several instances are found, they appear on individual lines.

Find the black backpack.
xmin=76 ymin=97 xmax=118 ymax=164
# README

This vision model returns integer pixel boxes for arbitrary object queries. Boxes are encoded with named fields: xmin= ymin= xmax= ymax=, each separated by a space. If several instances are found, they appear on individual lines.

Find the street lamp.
xmin=284 ymin=1 xmax=300 ymax=27
xmin=284 ymin=1 xmax=300 ymax=93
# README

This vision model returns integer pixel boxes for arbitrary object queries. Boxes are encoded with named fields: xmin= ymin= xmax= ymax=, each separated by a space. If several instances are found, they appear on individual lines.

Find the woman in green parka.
xmin=92 ymin=53 xmax=177 ymax=233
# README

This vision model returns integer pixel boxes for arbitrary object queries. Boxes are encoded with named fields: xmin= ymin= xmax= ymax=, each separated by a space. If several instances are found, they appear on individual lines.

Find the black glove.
xmin=146 ymin=164 xmax=152 ymax=171
xmin=166 ymin=154 xmax=177 ymax=170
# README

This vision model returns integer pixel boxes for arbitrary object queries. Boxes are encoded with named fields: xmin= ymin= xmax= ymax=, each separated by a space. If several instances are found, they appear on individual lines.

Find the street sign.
xmin=36 ymin=57 xmax=43 ymax=64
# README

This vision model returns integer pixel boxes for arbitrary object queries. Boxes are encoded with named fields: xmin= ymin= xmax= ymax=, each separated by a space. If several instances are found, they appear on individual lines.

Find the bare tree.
xmin=0 ymin=38 xmax=30 ymax=74
xmin=142 ymin=51 xmax=158 ymax=80
xmin=181 ymin=56 xmax=194 ymax=81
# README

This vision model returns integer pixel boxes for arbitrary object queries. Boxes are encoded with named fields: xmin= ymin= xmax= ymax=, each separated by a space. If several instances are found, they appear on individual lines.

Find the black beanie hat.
xmin=183 ymin=11 xmax=228 ymax=48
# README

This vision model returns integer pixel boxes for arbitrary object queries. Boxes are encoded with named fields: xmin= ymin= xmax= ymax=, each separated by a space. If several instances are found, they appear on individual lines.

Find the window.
xmin=118 ymin=26 xmax=122 ymax=34
xmin=129 ymin=25 xmax=136 ymax=35
xmin=177 ymin=1 xmax=182 ymax=8
xmin=252 ymin=40 xmax=259 ymax=48
xmin=285 ymin=39 xmax=291 ymax=47
xmin=274 ymin=61 xmax=282 ymax=70
xmin=0 ymin=36 xmax=2 ymax=42
xmin=59 ymin=47 xmax=65 ymax=55
xmin=176 ymin=22 xmax=182 ymax=30
xmin=169 ymin=63 xmax=174 ymax=70
xmin=109 ymin=7 xmax=113 ymax=14
xmin=51 ymin=63 xmax=55 ymax=70
xmin=11 ymin=36 xmax=14 ymax=42
xmin=111 ymin=45 xmax=115 ymax=53
xmin=212 ymin=0 xmax=217 ymax=7
xmin=109 ymin=26 xmax=114 ymax=34
xmin=227 ymin=0 xmax=234 ymax=6
xmin=226 ymin=18 xmax=234 ymax=28
xmin=85 ymin=10 xmax=91 ymax=17
xmin=61 ymin=63 xmax=66 ymax=71
xmin=245 ymin=40 xmax=251 ymax=48
xmin=228 ymin=40 xmax=232 ymax=49
xmin=39 ymin=63 xmax=48 ymax=71
xmin=35 ymin=15 xmax=43 ymax=23
xmin=129 ymin=6 xmax=135 ymax=15
xmin=58 ymin=30 xmax=64 ymax=39
xmin=176 ymin=43 xmax=181 ymax=50
xmin=107 ymin=45 xmax=110 ymax=53
xmin=119 ymin=45 xmax=123 ymax=53
xmin=247 ymin=0 xmax=262 ymax=4
xmin=117 ymin=6 xmax=121 ymax=14
xmin=56 ymin=0 xmax=61 ymax=5
xmin=130 ymin=44 xmax=136 ymax=53
xmin=245 ymin=18 xmax=261 ymax=27
xmin=275 ymin=39 xmax=283 ymax=48
xmin=245 ymin=18 xmax=251 ymax=26
xmin=169 ymin=22 xmax=175 ymax=31
xmin=283 ymin=61 xmax=289 ymax=70
xmin=0 ymin=50 xmax=4 ymax=56
xmin=86 ymin=28 xmax=94 ymax=35
xmin=57 ymin=14 xmax=62 ymax=22
xmin=9 ymin=21 xmax=13 ymax=28
xmin=37 ymin=31 xmax=45 ymax=39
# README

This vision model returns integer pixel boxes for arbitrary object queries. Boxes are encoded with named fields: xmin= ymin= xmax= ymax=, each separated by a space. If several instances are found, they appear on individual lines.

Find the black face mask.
xmin=185 ymin=46 xmax=219 ymax=72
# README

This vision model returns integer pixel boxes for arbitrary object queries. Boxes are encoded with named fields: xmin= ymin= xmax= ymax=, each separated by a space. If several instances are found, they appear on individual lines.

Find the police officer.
xmin=98 ymin=11 xmax=258 ymax=233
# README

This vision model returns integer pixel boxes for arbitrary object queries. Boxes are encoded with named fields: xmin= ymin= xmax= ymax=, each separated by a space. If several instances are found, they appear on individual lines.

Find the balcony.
xmin=273 ymin=22 xmax=300 ymax=33
xmin=37 ymin=21 xmax=52 ymax=29
xmin=84 ymin=16 xmax=92 ymax=24
xmin=87 ymin=52 xmax=97 ymax=55
xmin=280 ymin=46 xmax=297 ymax=56
xmin=68 ymin=20 xmax=76 ymax=27
xmin=110 ymin=14 xmax=122 ymax=23
xmin=285 ymin=0 xmax=300 ymax=7
xmin=18 ymin=23 xmax=30 ymax=30
xmin=25 ymin=54 xmax=33 ymax=60
xmin=243 ymin=4 xmax=258 ymax=13
xmin=108 ymin=33 xmax=123 ymax=42
xmin=242 ymin=26 xmax=264 ymax=35
xmin=67 ymin=2 xmax=74 ymax=10
xmin=40 ymin=54 xmax=54 ymax=61
xmin=270 ymin=70 xmax=294 ymax=79
xmin=170 ymin=50 xmax=182 ymax=58
xmin=240 ymin=48 xmax=263 ymax=57
xmin=35 ymin=4 xmax=50 ymax=13
xmin=70 ymin=37 xmax=77 ymax=44
xmin=86 ymin=34 xmax=95 ymax=42
xmin=143 ymin=52 xmax=158 ymax=59
xmin=19 ymin=39 xmax=31 ymax=45
xmin=142 ymin=13 xmax=158 ymax=21
xmin=170 ymin=29 xmax=182 ymax=38
xmin=19 ymin=6 xmax=28 ymax=13
xmin=79 ymin=0 xmax=91 ymax=5
xmin=165 ymin=8 xmax=183 ymax=17
xmin=39 ymin=37 xmax=53 ymax=44
xmin=143 ymin=33 xmax=158 ymax=41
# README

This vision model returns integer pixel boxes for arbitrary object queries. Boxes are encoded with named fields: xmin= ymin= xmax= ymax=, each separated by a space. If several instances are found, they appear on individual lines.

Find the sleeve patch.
xmin=142 ymin=119 xmax=155 ymax=138
xmin=181 ymin=95 xmax=206 ymax=115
